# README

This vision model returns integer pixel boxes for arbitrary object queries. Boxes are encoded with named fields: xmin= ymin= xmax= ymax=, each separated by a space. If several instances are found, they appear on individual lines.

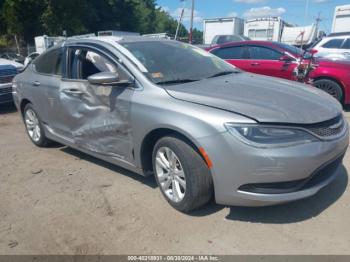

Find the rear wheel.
xmin=23 ymin=104 xmax=52 ymax=147
xmin=313 ymin=79 xmax=343 ymax=103
xmin=152 ymin=136 xmax=213 ymax=212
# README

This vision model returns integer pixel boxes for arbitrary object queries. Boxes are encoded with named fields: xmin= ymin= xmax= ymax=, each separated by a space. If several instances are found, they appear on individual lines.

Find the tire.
xmin=152 ymin=136 xmax=213 ymax=212
xmin=313 ymin=79 xmax=343 ymax=103
xmin=23 ymin=103 xmax=52 ymax=147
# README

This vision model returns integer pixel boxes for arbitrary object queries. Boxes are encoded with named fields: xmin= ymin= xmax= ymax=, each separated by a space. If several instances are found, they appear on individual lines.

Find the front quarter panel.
xmin=131 ymin=84 xmax=255 ymax=170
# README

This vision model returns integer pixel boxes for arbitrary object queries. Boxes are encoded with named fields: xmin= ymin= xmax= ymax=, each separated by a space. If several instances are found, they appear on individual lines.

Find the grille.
xmin=0 ymin=75 xmax=15 ymax=84
xmin=0 ymin=87 xmax=12 ymax=95
xmin=306 ymin=116 xmax=345 ymax=139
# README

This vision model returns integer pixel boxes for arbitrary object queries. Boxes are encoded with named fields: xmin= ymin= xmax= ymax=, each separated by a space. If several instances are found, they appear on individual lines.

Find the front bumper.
xmin=0 ymin=83 xmax=14 ymax=104
xmin=197 ymin=125 xmax=349 ymax=207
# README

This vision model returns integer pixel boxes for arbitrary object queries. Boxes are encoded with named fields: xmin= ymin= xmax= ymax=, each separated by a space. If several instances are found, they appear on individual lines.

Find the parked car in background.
xmin=309 ymin=58 xmax=350 ymax=104
xmin=203 ymin=17 xmax=244 ymax=45
xmin=0 ymin=58 xmax=23 ymax=104
xmin=208 ymin=40 xmax=350 ymax=104
xmin=211 ymin=35 xmax=250 ymax=45
xmin=13 ymin=36 xmax=348 ymax=212
xmin=24 ymin=52 xmax=40 ymax=67
xmin=311 ymin=33 xmax=350 ymax=60
xmin=196 ymin=35 xmax=250 ymax=50
xmin=0 ymin=52 xmax=25 ymax=64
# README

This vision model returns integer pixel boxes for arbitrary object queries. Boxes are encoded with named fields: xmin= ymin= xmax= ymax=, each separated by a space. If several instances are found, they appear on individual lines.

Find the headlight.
xmin=225 ymin=123 xmax=319 ymax=148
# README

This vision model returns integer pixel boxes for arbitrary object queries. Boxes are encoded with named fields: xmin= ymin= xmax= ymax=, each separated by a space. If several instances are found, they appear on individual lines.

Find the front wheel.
xmin=152 ymin=136 xmax=213 ymax=212
xmin=313 ymin=79 xmax=343 ymax=103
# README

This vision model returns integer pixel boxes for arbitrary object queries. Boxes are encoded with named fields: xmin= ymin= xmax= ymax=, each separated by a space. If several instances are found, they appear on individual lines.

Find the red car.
xmin=207 ymin=41 xmax=350 ymax=104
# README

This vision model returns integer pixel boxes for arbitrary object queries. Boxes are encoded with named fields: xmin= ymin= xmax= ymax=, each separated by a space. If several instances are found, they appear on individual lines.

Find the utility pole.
xmin=175 ymin=1 xmax=185 ymax=41
xmin=305 ymin=0 xmax=310 ymax=24
xmin=175 ymin=9 xmax=185 ymax=40
xmin=315 ymin=12 xmax=321 ymax=31
xmin=14 ymin=34 xmax=20 ymax=55
xmin=189 ymin=0 xmax=195 ymax=44
xmin=315 ymin=12 xmax=322 ymax=42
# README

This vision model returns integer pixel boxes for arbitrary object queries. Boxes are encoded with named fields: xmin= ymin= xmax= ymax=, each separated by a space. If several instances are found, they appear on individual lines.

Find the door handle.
xmin=62 ymin=89 xmax=83 ymax=95
xmin=32 ymin=81 xmax=40 ymax=86
xmin=251 ymin=62 xmax=260 ymax=66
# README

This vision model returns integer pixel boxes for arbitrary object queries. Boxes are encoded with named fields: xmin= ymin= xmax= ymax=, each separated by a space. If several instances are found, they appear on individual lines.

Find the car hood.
xmin=0 ymin=58 xmax=23 ymax=69
xmin=165 ymin=73 xmax=342 ymax=124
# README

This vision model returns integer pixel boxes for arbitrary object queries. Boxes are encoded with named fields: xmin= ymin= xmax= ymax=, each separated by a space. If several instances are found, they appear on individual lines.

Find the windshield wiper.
xmin=156 ymin=79 xmax=200 ymax=85
xmin=207 ymin=71 xmax=238 ymax=78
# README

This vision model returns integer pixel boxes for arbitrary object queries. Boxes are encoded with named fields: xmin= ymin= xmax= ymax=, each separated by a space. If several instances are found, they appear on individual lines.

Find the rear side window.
xmin=341 ymin=38 xmax=350 ymax=49
xmin=34 ymin=48 xmax=62 ymax=75
xmin=322 ymin=39 xmax=344 ymax=49
xmin=248 ymin=46 xmax=281 ymax=60
xmin=212 ymin=46 xmax=246 ymax=59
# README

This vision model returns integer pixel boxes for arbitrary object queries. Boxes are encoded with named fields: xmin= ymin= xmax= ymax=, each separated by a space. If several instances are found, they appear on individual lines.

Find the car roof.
xmin=328 ymin=32 xmax=350 ymax=37
xmin=322 ymin=35 xmax=349 ymax=40
xmin=209 ymin=40 xmax=280 ymax=50
xmin=64 ymin=35 xmax=170 ymax=45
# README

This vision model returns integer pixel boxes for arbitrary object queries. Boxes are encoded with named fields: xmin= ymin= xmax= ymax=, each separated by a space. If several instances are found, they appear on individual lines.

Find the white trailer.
xmin=332 ymin=5 xmax=350 ymax=33
xmin=34 ymin=34 xmax=96 ymax=54
xmin=281 ymin=24 xmax=318 ymax=47
xmin=142 ymin=33 xmax=171 ymax=39
xmin=203 ymin=17 xmax=244 ymax=45
xmin=34 ymin=35 xmax=65 ymax=54
xmin=244 ymin=17 xmax=292 ymax=42
xmin=98 ymin=30 xmax=140 ymax=37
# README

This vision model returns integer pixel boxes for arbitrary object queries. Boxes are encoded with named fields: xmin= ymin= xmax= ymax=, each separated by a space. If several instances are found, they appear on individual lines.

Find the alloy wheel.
xmin=155 ymin=147 xmax=186 ymax=203
xmin=24 ymin=109 xmax=41 ymax=142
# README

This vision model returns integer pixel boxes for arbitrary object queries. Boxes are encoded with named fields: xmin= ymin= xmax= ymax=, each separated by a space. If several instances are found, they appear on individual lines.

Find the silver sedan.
xmin=13 ymin=36 xmax=349 ymax=212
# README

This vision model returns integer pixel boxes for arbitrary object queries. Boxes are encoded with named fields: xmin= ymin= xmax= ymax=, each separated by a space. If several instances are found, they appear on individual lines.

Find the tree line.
xmin=0 ymin=0 xmax=203 ymax=47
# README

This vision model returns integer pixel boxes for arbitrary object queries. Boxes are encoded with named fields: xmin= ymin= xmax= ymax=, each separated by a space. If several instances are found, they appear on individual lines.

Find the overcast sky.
xmin=156 ymin=0 xmax=350 ymax=33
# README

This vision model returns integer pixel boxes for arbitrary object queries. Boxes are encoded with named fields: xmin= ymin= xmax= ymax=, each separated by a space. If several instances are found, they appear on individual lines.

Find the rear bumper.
xmin=197 ymin=125 xmax=349 ymax=207
xmin=0 ymin=83 xmax=13 ymax=104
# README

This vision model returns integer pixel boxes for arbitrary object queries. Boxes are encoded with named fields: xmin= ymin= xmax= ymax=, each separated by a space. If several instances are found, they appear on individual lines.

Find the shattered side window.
xmin=85 ymin=51 xmax=117 ymax=73
xmin=68 ymin=48 xmax=118 ymax=80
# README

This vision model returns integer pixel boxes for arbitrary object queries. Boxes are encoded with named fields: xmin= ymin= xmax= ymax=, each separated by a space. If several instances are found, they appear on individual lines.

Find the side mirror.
xmin=88 ymin=72 xmax=133 ymax=87
xmin=309 ymin=49 xmax=318 ymax=55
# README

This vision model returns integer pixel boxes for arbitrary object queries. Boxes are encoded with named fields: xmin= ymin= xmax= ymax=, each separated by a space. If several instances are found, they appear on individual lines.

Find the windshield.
xmin=274 ymin=42 xmax=312 ymax=59
xmin=274 ymin=42 xmax=303 ymax=56
xmin=121 ymin=40 xmax=239 ymax=85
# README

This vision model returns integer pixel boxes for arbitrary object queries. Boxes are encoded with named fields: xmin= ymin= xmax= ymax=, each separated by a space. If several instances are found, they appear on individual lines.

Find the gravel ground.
xmin=0 ymin=103 xmax=349 ymax=255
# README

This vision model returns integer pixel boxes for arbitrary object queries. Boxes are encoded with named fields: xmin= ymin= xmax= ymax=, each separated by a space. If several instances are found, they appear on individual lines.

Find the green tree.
xmin=154 ymin=7 xmax=188 ymax=38
xmin=0 ymin=0 xmax=191 ymax=45
xmin=2 ymin=0 xmax=46 ymax=43
xmin=41 ymin=0 xmax=93 ymax=36
xmin=0 ymin=0 xmax=6 ymax=34
xmin=192 ymin=28 xmax=203 ymax=44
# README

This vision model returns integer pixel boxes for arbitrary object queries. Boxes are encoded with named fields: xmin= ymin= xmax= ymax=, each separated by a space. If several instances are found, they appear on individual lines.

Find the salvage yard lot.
xmin=0 ymin=103 xmax=350 ymax=255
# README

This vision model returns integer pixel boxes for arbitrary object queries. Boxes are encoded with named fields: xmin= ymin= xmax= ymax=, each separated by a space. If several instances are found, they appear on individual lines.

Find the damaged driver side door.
xmin=50 ymin=45 xmax=135 ymax=163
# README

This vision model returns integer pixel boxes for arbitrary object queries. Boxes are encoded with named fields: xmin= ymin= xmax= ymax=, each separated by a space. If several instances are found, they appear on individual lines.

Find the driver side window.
xmin=67 ymin=48 xmax=118 ymax=80
xmin=248 ymin=46 xmax=281 ymax=60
